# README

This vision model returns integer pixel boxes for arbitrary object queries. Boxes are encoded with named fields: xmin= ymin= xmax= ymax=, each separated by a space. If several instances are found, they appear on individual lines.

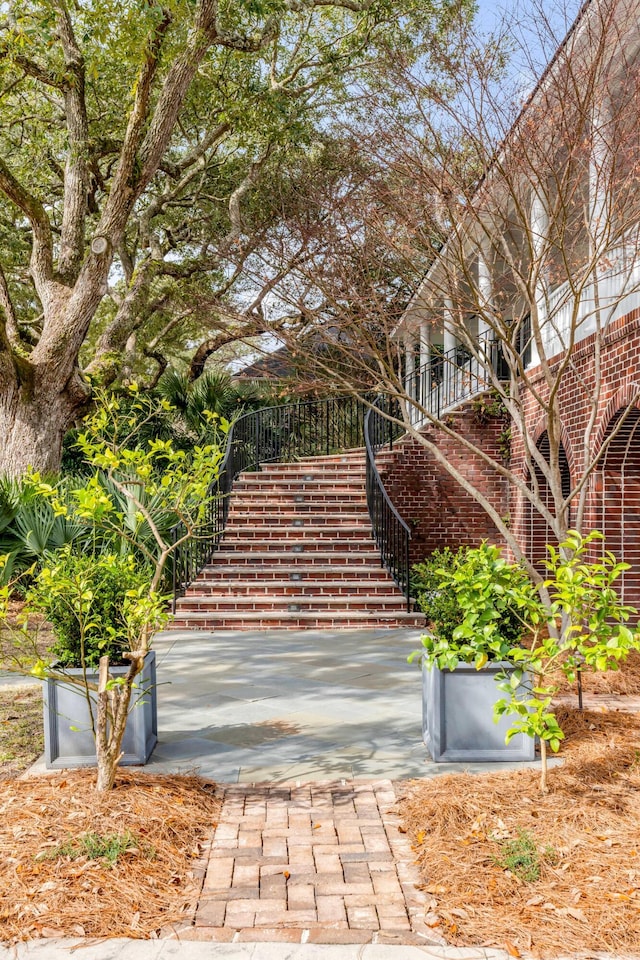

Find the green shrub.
xmin=29 ymin=549 xmax=153 ymax=668
xmin=411 ymin=547 xmax=466 ymax=643
xmin=411 ymin=543 xmax=533 ymax=670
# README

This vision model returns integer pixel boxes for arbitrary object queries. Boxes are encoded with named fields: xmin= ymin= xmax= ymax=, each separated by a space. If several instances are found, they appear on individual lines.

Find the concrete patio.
xmin=140 ymin=627 xmax=545 ymax=783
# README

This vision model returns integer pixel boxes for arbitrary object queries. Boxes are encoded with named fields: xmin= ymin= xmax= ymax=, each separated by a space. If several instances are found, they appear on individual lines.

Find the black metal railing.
xmin=170 ymin=394 xmax=368 ymax=608
xmin=364 ymin=396 xmax=412 ymax=610
xmin=405 ymin=329 xmax=508 ymax=420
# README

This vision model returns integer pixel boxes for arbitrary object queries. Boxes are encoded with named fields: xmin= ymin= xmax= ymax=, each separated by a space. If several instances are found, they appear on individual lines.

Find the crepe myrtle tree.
xmin=0 ymin=0 xmax=474 ymax=477
xmin=260 ymin=0 xmax=640 ymax=594
xmin=0 ymin=389 xmax=227 ymax=791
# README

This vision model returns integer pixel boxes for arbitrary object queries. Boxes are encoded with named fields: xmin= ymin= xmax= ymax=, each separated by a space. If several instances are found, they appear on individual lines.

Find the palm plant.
xmin=156 ymin=368 xmax=268 ymax=436
xmin=0 ymin=476 xmax=86 ymax=584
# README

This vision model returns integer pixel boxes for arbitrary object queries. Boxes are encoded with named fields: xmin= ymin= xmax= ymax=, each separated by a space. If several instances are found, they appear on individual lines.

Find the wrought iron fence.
xmin=364 ymin=396 xmax=412 ymax=610
xmin=405 ymin=330 xmax=508 ymax=421
xmin=170 ymin=394 xmax=368 ymax=608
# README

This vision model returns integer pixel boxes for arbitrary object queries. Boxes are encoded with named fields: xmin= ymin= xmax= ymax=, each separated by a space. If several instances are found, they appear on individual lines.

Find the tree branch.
xmin=0 ymin=156 xmax=54 ymax=287
xmin=0 ymin=260 xmax=20 ymax=348
xmin=55 ymin=0 xmax=90 ymax=282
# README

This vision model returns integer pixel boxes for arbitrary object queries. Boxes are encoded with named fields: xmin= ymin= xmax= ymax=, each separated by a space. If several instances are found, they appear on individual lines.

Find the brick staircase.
xmin=170 ymin=451 xmax=424 ymax=631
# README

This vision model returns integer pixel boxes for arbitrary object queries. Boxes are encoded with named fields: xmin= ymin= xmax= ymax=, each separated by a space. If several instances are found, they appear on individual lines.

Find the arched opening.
xmin=598 ymin=408 xmax=640 ymax=606
xmin=526 ymin=432 xmax=571 ymax=569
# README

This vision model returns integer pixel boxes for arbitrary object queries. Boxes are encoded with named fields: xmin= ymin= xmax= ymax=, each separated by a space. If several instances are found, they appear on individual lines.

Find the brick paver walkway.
xmin=185 ymin=779 xmax=441 ymax=945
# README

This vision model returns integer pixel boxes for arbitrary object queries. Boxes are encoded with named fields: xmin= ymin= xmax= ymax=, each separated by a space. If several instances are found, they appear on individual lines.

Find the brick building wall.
xmin=379 ymin=310 xmax=640 ymax=608
xmin=377 ymin=404 xmax=509 ymax=565
xmin=509 ymin=307 xmax=640 ymax=604
xmin=386 ymin=308 xmax=640 ymax=605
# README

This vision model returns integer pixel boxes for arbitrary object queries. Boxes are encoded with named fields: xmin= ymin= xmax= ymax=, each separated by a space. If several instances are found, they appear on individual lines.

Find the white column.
xmin=443 ymin=298 xmax=456 ymax=354
xmin=477 ymin=249 xmax=492 ymax=341
xmin=443 ymin=298 xmax=456 ymax=405
xmin=417 ymin=320 xmax=431 ymax=421
xmin=404 ymin=333 xmax=415 ymax=407
xmin=530 ymin=190 xmax=547 ymax=366
xmin=475 ymin=249 xmax=493 ymax=390
xmin=419 ymin=320 xmax=431 ymax=368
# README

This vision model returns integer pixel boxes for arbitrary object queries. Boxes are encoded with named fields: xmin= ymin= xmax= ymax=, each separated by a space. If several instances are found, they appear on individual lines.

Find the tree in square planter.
xmin=411 ymin=534 xmax=640 ymax=790
xmin=34 ymin=550 xmax=166 ymax=771
xmin=411 ymin=544 xmax=537 ymax=764
xmin=0 ymin=389 xmax=225 ymax=791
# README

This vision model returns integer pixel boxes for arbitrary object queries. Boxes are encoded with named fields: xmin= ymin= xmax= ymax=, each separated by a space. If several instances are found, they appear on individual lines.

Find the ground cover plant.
xmin=399 ymin=706 xmax=640 ymax=958
xmin=0 ymin=770 xmax=220 ymax=942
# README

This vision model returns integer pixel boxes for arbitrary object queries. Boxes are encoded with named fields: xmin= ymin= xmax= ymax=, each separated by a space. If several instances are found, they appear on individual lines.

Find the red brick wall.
xmin=501 ymin=308 xmax=640 ymax=605
xmin=386 ymin=308 xmax=640 ymax=606
xmin=377 ymin=404 xmax=509 ymax=564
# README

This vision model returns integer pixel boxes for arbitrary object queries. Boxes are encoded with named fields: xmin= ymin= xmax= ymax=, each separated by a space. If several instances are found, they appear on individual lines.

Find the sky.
xmin=475 ymin=0 xmax=584 ymax=88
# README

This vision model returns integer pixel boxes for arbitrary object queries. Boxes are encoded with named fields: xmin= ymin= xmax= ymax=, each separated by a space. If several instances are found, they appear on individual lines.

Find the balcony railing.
xmin=540 ymin=233 xmax=640 ymax=362
xmin=404 ymin=330 xmax=508 ymax=423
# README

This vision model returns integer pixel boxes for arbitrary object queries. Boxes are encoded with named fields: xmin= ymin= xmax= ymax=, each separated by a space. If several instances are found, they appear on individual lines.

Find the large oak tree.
xmin=0 ymin=0 xmax=467 ymax=475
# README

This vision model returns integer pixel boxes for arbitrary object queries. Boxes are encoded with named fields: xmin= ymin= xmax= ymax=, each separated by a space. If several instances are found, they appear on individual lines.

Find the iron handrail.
xmin=364 ymin=396 xmax=412 ymax=611
xmin=170 ymin=394 xmax=368 ymax=608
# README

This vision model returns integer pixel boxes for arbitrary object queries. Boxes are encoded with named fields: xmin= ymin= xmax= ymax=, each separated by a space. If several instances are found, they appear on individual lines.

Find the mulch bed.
xmin=399 ymin=706 xmax=640 ymax=959
xmin=554 ymin=650 xmax=640 ymax=697
xmin=0 ymin=770 xmax=220 ymax=942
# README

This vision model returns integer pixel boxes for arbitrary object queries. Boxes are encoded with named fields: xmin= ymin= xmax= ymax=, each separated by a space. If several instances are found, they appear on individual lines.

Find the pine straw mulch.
xmin=0 ymin=770 xmax=221 ymax=943
xmin=399 ymin=706 xmax=640 ymax=959
xmin=553 ymin=650 xmax=640 ymax=697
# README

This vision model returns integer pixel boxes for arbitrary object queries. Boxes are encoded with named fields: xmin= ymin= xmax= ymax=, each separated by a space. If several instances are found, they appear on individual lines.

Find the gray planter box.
xmin=422 ymin=660 xmax=535 ymax=763
xmin=43 ymin=651 xmax=157 ymax=769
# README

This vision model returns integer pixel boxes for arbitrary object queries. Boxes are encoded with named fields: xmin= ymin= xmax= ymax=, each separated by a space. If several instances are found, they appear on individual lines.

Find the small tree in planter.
xmin=495 ymin=530 xmax=640 ymax=792
xmin=410 ymin=544 xmax=539 ymax=762
xmin=411 ymin=536 xmax=640 ymax=773
xmin=0 ymin=390 xmax=226 ymax=791
xmin=412 ymin=544 xmax=536 ymax=671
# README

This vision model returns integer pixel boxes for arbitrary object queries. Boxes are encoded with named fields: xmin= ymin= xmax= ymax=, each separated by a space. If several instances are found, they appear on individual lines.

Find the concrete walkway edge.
xmin=0 ymin=941 xmax=555 ymax=960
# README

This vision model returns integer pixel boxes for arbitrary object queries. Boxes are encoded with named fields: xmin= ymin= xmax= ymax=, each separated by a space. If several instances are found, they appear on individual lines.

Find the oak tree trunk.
xmin=0 ymin=372 xmax=82 ymax=477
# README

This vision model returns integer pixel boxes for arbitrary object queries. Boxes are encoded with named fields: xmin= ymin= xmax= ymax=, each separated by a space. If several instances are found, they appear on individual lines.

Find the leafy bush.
xmin=411 ymin=543 xmax=533 ymax=669
xmin=29 ymin=549 xmax=155 ymax=668
xmin=411 ymin=547 xmax=466 ymax=644
xmin=494 ymin=530 xmax=640 ymax=788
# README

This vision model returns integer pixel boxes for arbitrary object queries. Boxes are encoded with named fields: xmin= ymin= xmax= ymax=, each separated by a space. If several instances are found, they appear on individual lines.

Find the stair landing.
xmin=170 ymin=452 xmax=424 ymax=631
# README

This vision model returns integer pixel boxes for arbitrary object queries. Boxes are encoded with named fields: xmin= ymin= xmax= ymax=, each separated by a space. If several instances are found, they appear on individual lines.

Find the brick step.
xmin=227 ymin=510 xmax=370 ymax=525
xmin=196 ymin=565 xmax=391 ymax=582
xmin=205 ymin=550 xmax=383 ymax=566
xmin=277 ymin=450 xmax=366 ymax=463
xmin=168 ymin=611 xmax=424 ymax=631
xmin=257 ymin=454 xmax=366 ymax=467
xmin=254 ymin=463 xmax=365 ymax=483
xmin=222 ymin=526 xmax=374 ymax=542
xmin=233 ymin=478 xmax=366 ymax=493
xmin=219 ymin=538 xmax=380 ymax=553
xmin=227 ymin=507 xmax=368 ymax=520
xmin=228 ymin=493 xmax=368 ymax=507
xmin=183 ymin=580 xmax=403 ymax=597
xmin=176 ymin=594 xmax=414 ymax=613
xmin=257 ymin=456 xmax=365 ymax=468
